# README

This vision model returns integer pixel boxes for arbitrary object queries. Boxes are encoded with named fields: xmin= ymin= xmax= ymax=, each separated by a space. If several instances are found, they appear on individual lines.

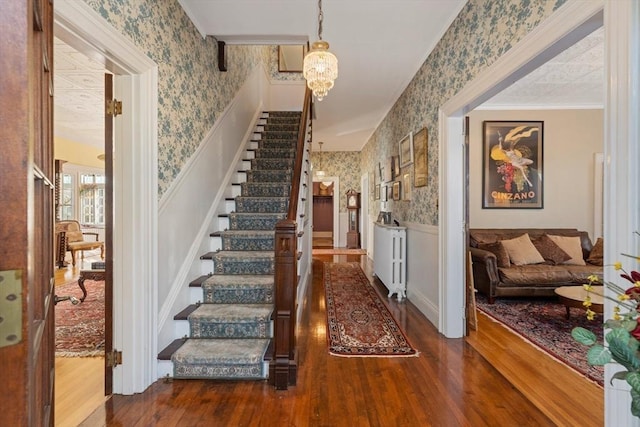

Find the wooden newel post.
xmin=271 ymin=218 xmax=298 ymax=389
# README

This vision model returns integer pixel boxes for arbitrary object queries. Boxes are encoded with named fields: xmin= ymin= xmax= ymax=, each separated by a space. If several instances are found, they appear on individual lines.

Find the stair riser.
xmin=258 ymin=140 xmax=297 ymax=150
xmin=189 ymin=321 xmax=273 ymax=339
xmin=228 ymin=214 xmax=285 ymax=230
xmin=253 ymin=149 xmax=296 ymax=159
xmin=202 ymin=288 xmax=274 ymax=304
xmin=260 ymin=125 xmax=299 ymax=132
xmin=259 ymin=131 xmax=298 ymax=140
xmin=214 ymin=259 xmax=274 ymax=275
xmin=173 ymin=363 xmax=267 ymax=380
xmin=221 ymin=237 xmax=274 ymax=251
xmin=240 ymin=183 xmax=290 ymax=198
xmin=250 ymin=158 xmax=294 ymax=170
xmin=245 ymin=170 xmax=291 ymax=183
xmin=235 ymin=198 xmax=288 ymax=213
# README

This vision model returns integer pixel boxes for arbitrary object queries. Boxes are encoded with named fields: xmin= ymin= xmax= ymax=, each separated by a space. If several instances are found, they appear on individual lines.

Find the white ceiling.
xmin=53 ymin=3 xmax=604 ymax=152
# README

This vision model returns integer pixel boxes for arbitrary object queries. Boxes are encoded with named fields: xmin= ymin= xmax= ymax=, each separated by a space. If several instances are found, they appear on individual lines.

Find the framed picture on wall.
xmin=392 ymin=181 xmax=401 ymax=200
xmin=402 ymin=173 xmax=411 ymax=201
xmin=392 ymin=156 xmax=400 ymax=180
xmin=381 ymin=185 xmax=388 ymax=202
xmin=482 ymin=120 xmax=543 ymax=209
xmin=375 ymin=184 xmax=380 ymax=200
xmin=399 ymin=132 xmax=413 ymax=167
xmin=413 ymin=127 xmax=428 ymax=187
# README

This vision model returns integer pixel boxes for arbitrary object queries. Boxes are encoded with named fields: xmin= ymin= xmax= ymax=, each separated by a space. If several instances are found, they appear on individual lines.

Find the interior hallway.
xmin=74 ymin=253 xmax=602 ymax=426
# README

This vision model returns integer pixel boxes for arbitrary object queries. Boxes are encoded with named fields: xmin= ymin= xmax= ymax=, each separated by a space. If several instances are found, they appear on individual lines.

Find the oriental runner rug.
xmin=323 ymin=262 xmax=417 ymax=357
xmin=55 ymin=279 xmax=105 ymax=357
xmin=475 ymin=294 xmax=604 ymax=386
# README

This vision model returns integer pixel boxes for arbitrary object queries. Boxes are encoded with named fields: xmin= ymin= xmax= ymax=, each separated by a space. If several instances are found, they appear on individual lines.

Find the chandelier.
xmin=303 ymin=0 xmax=338 ymax=101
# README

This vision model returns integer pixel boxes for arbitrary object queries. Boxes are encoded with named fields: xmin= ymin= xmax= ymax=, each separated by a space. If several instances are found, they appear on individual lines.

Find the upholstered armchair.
xmin=55 ymin=220 xmax=105 ymax=266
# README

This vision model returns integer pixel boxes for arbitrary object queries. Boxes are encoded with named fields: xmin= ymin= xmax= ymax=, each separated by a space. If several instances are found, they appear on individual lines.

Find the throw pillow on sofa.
xmin=587 ymin=237 xmax=604 ymax=266
xmin=478 ymin=242 xmax=511 ymax=268
xmin=547 ymin=234 xmax=586 ymax=265
xmin=500 ymin=233 xmax=545 ymax=266
xmin=532 ymin=234 xmax=572 ymax=265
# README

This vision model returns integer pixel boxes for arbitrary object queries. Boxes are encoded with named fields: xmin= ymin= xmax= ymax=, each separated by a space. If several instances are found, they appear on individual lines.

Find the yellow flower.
xmin=613 ymin=306 xmax=622 ymax=321
xmin=586 ymin=309 xmax=596 ymax=320
xmin=614 ymin=262 xmax=623 ymax=271
xmin=635 ymin=281 xmax=640 ymax=288
xmin=618 ymin=294 xmax=630 ymax=301
xmin=583 ymin=283 xmax=592 ymax=291
xmin=583 ymin=296 xmax=593 ymax=307
xmin=587 ymin=274 xmax=600 ymax=283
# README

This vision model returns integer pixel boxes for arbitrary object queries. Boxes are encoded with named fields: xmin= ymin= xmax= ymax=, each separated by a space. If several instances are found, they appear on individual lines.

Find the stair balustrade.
xmin=271 ymin=88 xmax=313 ymax=389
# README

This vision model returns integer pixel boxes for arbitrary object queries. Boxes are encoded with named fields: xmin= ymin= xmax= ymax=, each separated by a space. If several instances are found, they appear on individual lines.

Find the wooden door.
xmin=0 ymin=0 xmax=55 ymax=425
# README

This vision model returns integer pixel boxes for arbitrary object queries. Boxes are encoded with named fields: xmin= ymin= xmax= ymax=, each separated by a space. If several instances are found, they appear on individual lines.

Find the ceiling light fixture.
xmin=315 ymin=141 xmax=326 ymax=178
xmin=303 ymin=0 xmax=338 ymax=101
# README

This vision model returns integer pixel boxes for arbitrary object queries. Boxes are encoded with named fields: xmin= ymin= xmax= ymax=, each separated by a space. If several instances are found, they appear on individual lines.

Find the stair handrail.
xmin=271 ymin=87 xmax=312 ymax=389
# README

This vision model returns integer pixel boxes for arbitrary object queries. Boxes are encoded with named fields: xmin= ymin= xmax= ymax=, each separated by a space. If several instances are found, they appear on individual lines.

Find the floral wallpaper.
xmin=361 ymin=0 xmax=567 ymax=226
xmin=310 ymin=151 xmax=360 ymax=212
xmin=83 ymin=0 xmax=274 ymax=197
xmin=265 ymin=46 xmax=305 ymax=82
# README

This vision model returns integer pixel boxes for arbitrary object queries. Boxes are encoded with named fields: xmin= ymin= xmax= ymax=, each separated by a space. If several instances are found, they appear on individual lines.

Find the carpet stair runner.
xmin=158 ymin=111 xmax=301 ymax=380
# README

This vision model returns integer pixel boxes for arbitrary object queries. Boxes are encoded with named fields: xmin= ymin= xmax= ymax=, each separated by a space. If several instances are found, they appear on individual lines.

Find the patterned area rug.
xmin=55 ymin=280 xmax=105 ymax=357
xmin=323 ymin=262 xmax=417 ymax=357
xmin=475 ymin=294 xmax=604 ymax=386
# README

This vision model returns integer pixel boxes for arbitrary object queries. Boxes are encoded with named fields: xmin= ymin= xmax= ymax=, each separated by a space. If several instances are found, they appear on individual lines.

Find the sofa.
xmin=469 ymin=228 xmax=603 ymax=303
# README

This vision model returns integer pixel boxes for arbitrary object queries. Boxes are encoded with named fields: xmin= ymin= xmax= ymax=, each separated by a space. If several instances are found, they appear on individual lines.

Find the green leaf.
xmin=609 ymin=336 xmax=640 ymax=371
xmin=628 ymin=372 xmax=640 ymax=392
xmin=607 ymin=328 xmax=631 ymax=347
xmin=630 ymin=337 xmax=640 ymax=353
xmin=632 ymin=389 xmax=640 ymax=418
xmin=572 ymin=327 xmax=597 ymax=346
xmin=587 ymin=344 xmax=612 ymax=365
xmin=623 ymin=319 xmax=638 ymax=332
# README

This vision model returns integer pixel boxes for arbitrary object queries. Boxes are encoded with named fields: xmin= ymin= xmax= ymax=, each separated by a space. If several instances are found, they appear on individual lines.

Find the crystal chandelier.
xmin=303 ymin=0 xmax=338 ymax=101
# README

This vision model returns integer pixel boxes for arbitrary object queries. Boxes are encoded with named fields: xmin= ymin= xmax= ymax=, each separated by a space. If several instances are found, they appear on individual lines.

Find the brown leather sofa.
xmin=469 ymin=228 xmax=602 ymax=304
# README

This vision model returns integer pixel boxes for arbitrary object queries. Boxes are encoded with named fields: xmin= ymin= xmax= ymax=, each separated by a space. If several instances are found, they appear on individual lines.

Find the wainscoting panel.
xmin=404 ymin=222 xmax=439 ymax=328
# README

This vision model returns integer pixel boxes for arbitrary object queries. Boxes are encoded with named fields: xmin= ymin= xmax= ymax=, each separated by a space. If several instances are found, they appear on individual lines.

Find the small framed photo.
xmin=402 ymin=173 xmax=411 ymax=201
xmin=413 ymin=127 xmax=428 ymax=187
xmin=399 ymin=132 xmax=414 ymax=167
xmin=482 ymin=120 xmax=543 ymax=209
xmin=392 ymin=181 xmax=401 ymax=201
xmin=392 ymin=156 xmax=400 ymax=180
xmin=374 ymin=184 xmax=380 ymax=200
xmin=381 ymin=185 xmax=388 ymax=201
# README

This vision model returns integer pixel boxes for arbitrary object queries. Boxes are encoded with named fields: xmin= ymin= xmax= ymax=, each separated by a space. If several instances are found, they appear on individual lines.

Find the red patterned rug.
xmin=475 ymin=294 xmax=604 ymax=386
xmin=55 ymin=280 xmax=105 ymax=357
xmin=323 ymin=262 xmax=417 ymax=357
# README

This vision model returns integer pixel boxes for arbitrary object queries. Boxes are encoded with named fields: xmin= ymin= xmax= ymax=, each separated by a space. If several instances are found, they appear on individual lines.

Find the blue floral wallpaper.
xmin=361 ymin=0 xmax=567 ymax=226
xmin=83 ymin=0 xmax=274 ymax=197
xmin=310 ymin=151 xmax=360 ymax=212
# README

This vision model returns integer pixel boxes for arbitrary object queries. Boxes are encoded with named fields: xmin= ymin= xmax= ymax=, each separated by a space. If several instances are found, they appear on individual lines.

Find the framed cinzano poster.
xmin=482 ymin=121 xmax=543 ymax=209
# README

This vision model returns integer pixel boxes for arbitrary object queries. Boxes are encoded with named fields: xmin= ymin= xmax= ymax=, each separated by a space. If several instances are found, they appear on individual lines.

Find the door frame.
xmin=440 ymin=0 xmax=639 ymax=424
xmin=312 ymin=176 xmax=340 ymax=247
xmin=55 ymin=0 xmax=158 ymax=394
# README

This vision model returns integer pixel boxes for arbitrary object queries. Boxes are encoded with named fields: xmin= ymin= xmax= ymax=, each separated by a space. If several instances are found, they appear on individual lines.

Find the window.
xmin=79 ymin=173 xmax=106 ymax=226
xmin=60 ymin=173 xmax=75 ymax=220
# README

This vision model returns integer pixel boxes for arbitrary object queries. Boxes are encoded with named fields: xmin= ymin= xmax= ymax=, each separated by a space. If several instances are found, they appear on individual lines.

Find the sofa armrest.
xmin=469 ymin=247 xmax=501 ymax=302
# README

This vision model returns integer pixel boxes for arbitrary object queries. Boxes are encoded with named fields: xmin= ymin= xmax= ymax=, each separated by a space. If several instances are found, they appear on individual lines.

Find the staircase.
xmin=158 ymin=111 xmax=302 ymax=380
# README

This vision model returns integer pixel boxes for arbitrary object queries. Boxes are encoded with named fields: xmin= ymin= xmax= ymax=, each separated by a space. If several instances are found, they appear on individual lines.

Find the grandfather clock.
xmin=346 ymin=189 xmax=360 ymax=249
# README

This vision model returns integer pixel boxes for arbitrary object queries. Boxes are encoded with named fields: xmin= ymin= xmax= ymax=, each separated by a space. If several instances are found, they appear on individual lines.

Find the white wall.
xmin=405 ymin=223 xmax=439 ymax=326
xmin=468 ymin=109 xmax=603 ymax=240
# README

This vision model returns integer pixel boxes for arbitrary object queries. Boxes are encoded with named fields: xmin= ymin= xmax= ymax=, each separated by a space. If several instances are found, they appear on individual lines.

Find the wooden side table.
xmin=78 ymin=263 xmax=106 ymax=302
xmin=554 ymin=285 xmax=604 ymax=319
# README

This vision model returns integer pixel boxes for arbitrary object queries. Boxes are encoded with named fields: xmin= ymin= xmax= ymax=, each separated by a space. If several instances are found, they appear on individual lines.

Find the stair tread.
xmin=190 ymin=303 xmax=273 ymax=322
xmin=189 ymin=275 xmax=211 ymax=287
xmin=218 ymin=230 xmax=275 ymax=236
xmin=175 ymin=304 xmax=199 ymax=320
xmin=158 ymin=338 xmax=187 ymax=360
xmin=172 ymin=338 xmax=270 ymax=365
xmin=213 ymin=251 xmax=275 ymax=259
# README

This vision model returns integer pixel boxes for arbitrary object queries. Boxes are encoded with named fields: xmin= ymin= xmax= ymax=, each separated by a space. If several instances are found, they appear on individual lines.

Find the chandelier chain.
xmin=317 ymin=0 xmax=324 ymax=40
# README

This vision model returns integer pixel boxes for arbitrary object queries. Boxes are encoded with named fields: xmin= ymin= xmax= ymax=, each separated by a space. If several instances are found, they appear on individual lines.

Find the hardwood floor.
xmin=54 ymin=249 xmax=106 ymax=427
xmin=76 ymin=253 xmax=602 ymax=426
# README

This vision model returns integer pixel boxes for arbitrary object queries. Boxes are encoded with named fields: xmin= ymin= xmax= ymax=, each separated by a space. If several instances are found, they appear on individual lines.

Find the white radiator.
xmin=373 ymin=222 xmax=407 ymax=301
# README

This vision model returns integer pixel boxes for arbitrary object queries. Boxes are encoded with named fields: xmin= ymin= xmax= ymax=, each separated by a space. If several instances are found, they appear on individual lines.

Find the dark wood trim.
xmin=270 ymin=88 xmax=312 ymax=389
